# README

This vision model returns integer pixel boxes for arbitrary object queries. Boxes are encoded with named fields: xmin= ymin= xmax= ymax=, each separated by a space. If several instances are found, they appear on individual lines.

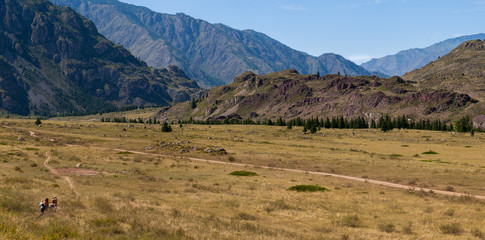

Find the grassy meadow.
xmin=0 ymin=118 xmax=484 ymax=239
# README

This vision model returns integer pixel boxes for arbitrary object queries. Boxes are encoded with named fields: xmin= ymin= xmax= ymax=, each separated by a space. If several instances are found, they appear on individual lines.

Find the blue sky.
xmin=119 ymin=0 xmax=484 ymax=64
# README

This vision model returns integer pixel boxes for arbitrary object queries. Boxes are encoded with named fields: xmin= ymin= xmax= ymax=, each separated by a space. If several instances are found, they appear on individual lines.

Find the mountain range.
xmin=361 ymin=33 xmax=485 ymax=76
xmin=0 ymin=0 xmax=199 ymax=116
xmin=50 ymin=0 xmax=376 ymax=88
xmin=157 ymin=41 xmax=485 ymax=123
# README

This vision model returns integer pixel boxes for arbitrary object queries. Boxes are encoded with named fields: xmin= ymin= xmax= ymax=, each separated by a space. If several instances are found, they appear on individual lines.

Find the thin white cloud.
xmin=475 ymin=1 xmax=485 ymax=5
xmin=280 ymin=4 xmax=308 ymax=11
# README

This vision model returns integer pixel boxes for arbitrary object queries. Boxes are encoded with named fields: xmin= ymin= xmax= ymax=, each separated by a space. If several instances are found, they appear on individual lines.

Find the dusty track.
xmin=44 ymin=152 xmax=80 ymax=200
xmin=7 ymin=123 xmax=483 ymax=201
xmin=119 ymin=148 xmax=485 ymax=200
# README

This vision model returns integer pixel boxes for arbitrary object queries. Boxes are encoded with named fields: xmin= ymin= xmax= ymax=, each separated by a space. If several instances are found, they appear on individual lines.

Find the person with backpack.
xmin=39 ymin=200 xmax=46 ymax=214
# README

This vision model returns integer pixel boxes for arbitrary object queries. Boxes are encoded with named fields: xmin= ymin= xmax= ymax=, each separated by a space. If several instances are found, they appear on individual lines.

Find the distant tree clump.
xmin=454 ymin=116 xmax=473 ymax=133
xmin=161 ymin=122 xmax=172 ymax=132
xmin=35 ymin=118 xmax=42 ymax=125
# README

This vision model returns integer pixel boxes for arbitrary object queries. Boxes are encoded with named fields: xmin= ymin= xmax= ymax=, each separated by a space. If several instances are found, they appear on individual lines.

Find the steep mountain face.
xmin=362 ymin=33 xmax=485 ymax=76
xmin=0 ymin=0 xmax=199 ymax=116
xmin=157 ymin=70 xmax=477 ymax=122
xmin=51 ymin=0 xmax=373 ymax=88
xmin=403 ymin=40 xmax=485 ymax=103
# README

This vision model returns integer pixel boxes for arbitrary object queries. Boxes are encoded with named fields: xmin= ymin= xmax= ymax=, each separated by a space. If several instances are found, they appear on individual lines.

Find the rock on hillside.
xmin=0 ymin=0 xmax=199 ymax=116
xmin=156 ymin=70 xmax=477 ymax=122
xmin=51 ymin=0 xmax=376 ymax=88
xmin=361 ymin=33 xmax=485 ymax=76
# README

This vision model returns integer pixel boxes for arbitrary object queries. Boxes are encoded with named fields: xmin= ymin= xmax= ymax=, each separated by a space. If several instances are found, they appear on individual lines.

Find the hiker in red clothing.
xmin=50 ymin=197 xmax=57 ymax=212
xmin=44 ymin=198 xmax=49 ymax=212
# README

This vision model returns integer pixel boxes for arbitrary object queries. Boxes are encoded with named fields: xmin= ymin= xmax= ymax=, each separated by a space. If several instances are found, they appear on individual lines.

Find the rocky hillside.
xmin=0 ymin=0 xmax=199 ymax=116
xmin=362 ymin=33 xmax=485 ymax=76
xmin=50 ymin=0 xmax=373 ymax=88
xmin=403 ymin=40 xmax=485 ymax=103
xmin=156 ymin=70 xmax=477 ymax=122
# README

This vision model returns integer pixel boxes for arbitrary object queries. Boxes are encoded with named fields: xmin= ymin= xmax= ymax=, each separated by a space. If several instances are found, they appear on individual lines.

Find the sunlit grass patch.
xmin=287 ymin=185 xmax=329 ymax=192
xmin=23 ymin=148 xmax=39 ymax=151
xmin=117 ymin=151 xmax=134 ymax=155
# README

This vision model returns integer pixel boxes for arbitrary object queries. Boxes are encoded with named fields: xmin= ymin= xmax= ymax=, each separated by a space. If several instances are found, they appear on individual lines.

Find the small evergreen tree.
xmin=191 ymin=99 xmax=197 ymax=109
xmin=161 ymin=122 xmax=172 ymax=132
xmin=35 ymin=117 xmax=42 ymax=126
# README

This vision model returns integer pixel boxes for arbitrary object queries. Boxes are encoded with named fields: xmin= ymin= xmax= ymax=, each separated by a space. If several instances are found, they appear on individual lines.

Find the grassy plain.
xmin=0 ymin=119 xmax=484 ymax=239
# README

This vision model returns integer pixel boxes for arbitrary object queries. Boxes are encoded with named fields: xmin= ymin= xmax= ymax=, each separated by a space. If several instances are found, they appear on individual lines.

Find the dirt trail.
xmin=93 ymin=147 xmax=485 ymax=200
xmin=15 ymin=123 xmax=484 ymax=201
xmin=44 ymin=152 xmax=80 ymax=200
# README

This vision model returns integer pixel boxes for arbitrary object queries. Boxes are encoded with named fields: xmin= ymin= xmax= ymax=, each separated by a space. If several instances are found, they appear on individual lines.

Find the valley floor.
xmin=0 ymin=119 xmax=484 ymax=239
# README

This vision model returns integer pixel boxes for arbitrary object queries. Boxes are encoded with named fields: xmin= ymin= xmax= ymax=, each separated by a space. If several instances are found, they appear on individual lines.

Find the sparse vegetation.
xmin=341 ymin=215 xmax=361 ymax=228
xmin=230 ymin=171 xmax=258 ymax=176
xmin=378 ymin=223 xmax=395 ymax=233
xmin=440 ymin=223 xmax=464 ymax=235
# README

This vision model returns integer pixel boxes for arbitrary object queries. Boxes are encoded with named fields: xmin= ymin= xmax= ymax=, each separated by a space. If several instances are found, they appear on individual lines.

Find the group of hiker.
xmin=39 ymin=197 xmax=58 ymax=213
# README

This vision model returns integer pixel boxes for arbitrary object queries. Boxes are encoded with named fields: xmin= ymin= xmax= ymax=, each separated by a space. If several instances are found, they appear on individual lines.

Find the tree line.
xmin=180 ymin=115 xmax=476 ymax=133
xmin=99 ymin=115 xmax=477 ymax=133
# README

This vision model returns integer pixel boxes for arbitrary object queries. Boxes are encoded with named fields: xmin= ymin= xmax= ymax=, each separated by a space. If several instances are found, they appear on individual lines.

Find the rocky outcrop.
xmin=0 ymin=0 xmax=200 ymax=116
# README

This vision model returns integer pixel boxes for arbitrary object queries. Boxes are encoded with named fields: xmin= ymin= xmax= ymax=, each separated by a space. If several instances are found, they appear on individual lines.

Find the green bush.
xmin=230 ymin=171 xmax=258 ymax=176
xmin=287 ymin=185 xmax=329 ymax=192
xmin=422 ymin=150 xmax=438 ymax=154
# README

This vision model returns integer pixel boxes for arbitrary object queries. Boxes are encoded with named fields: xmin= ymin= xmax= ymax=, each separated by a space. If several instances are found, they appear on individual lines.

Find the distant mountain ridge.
xmin=361 ymin=33 xmax=485 ymax=76
xmin=0 ymin=0 xmax=199 ymax=116
xmin=51 ymin=0 xmax=375 ymax=88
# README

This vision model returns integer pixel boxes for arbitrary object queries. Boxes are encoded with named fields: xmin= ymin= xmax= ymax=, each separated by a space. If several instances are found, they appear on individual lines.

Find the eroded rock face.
xmin=0 ymin=0 xmax=200 ymax=115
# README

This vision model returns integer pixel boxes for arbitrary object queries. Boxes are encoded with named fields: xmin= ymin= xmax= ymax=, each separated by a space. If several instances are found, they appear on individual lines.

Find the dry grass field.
xmin=1 ymin=118 xmax=484 ymax=239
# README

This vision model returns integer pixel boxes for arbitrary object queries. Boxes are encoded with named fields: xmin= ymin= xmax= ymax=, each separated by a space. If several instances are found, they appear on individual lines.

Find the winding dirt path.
xmin=8 ymin=122 xmax=482 ymax=201
xmin=67 ymin=145 xmax=485 ymax=200
xmin=44 ymin=152 xmax=80 ymax=200
xmin=134 ymin=149 xmax=485 ymax=199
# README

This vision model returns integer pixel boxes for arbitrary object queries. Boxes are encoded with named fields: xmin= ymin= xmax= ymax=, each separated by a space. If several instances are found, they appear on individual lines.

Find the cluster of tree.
xmin=101 ymin=117 xmax=161 ymax=124
xmin=179 ymin=115 xmax=477 ymax=133
xmin=46 ymin=105 xmax=163 ymax=118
